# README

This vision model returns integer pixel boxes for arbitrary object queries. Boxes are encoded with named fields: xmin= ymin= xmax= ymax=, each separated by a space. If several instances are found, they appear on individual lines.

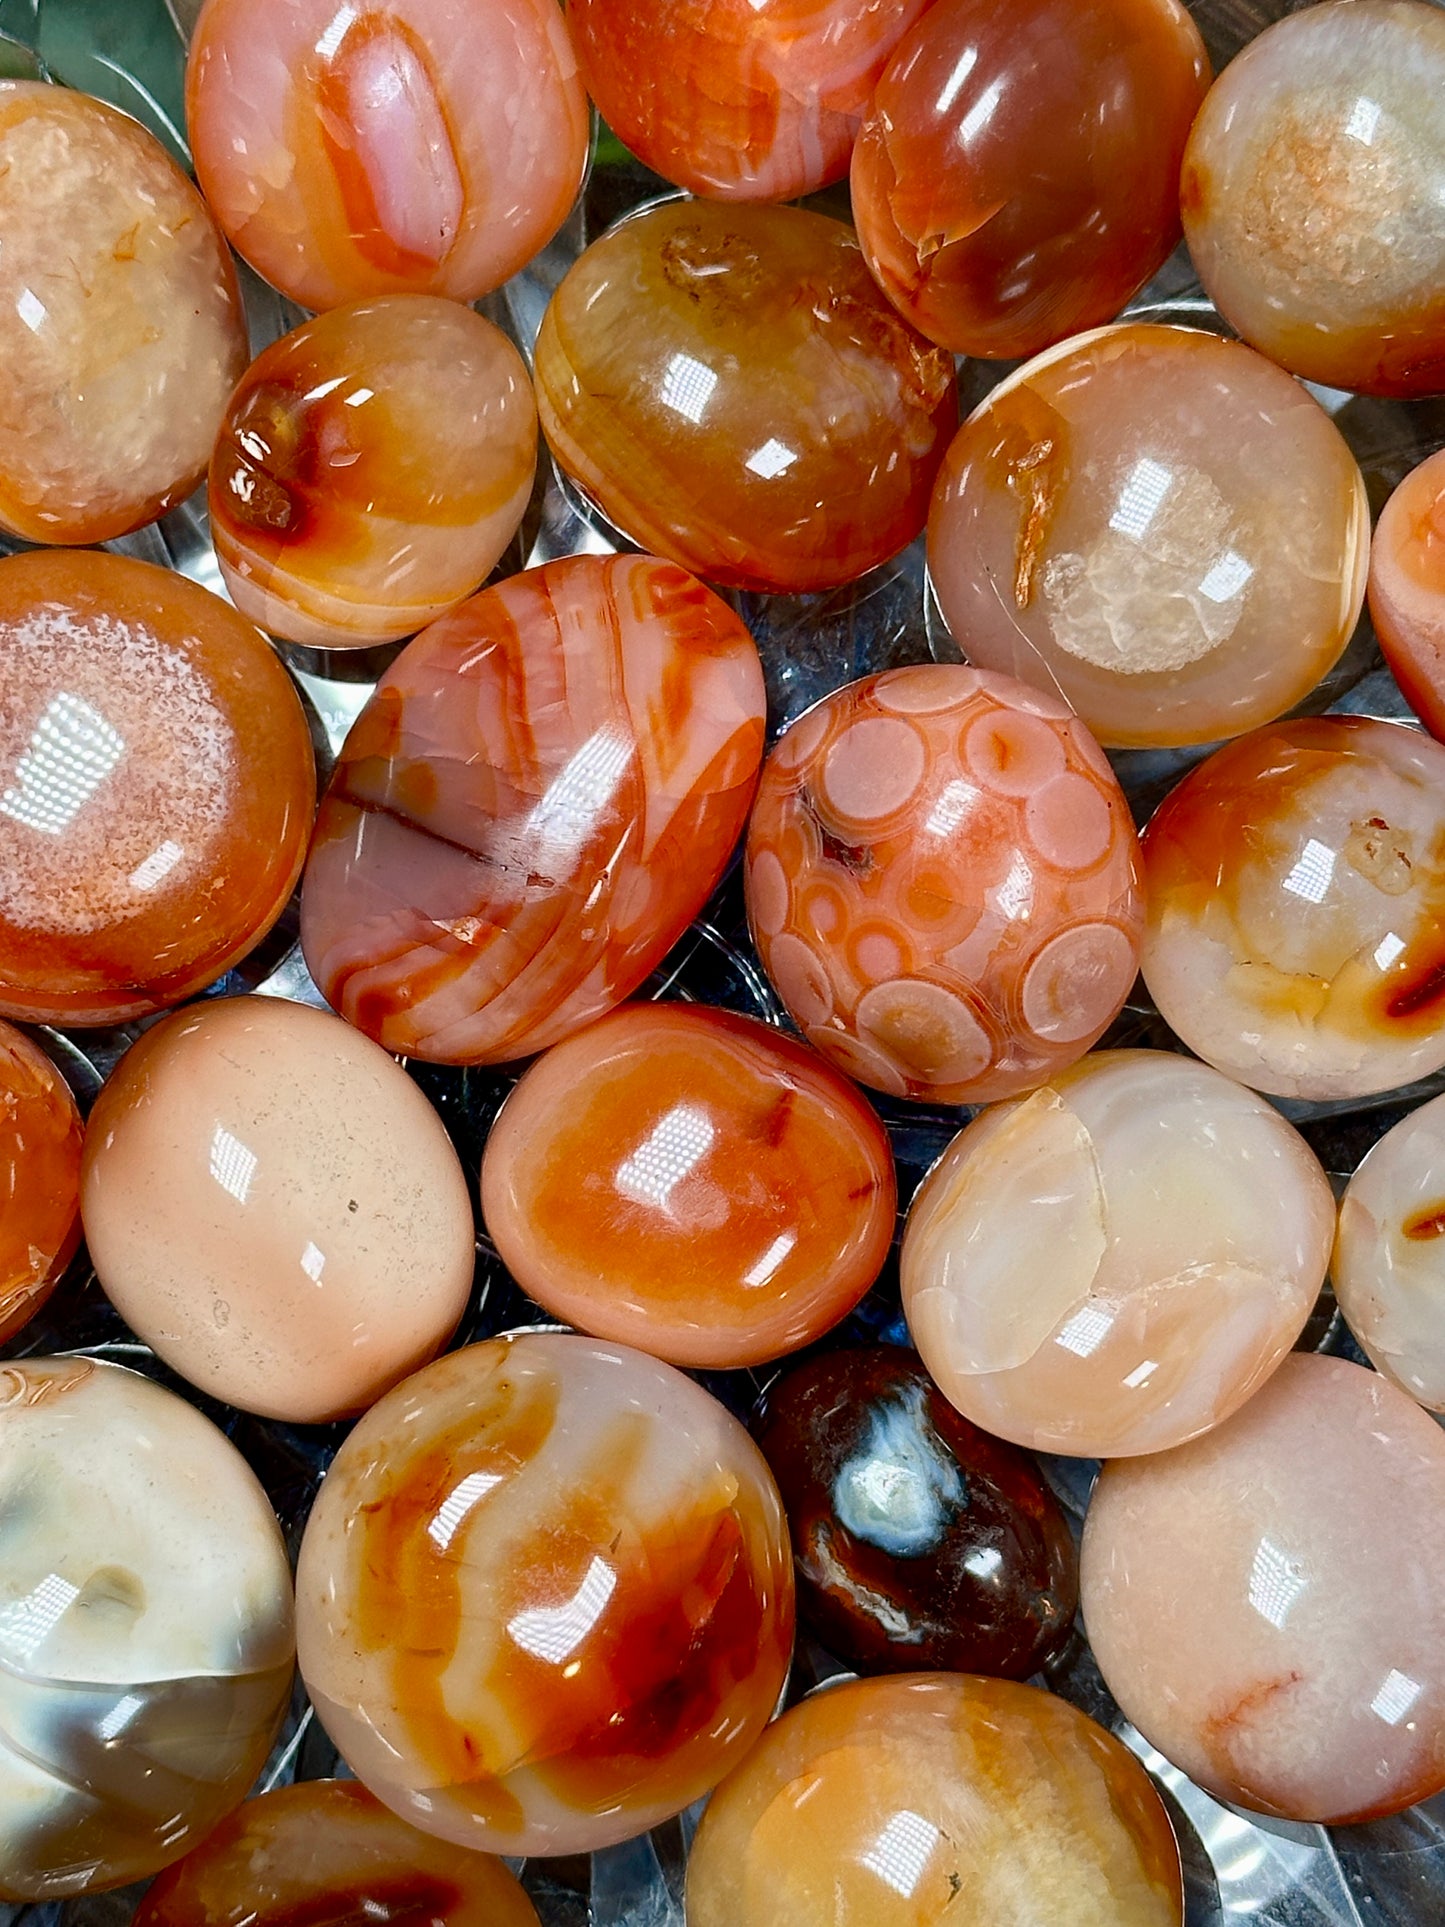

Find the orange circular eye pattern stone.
xmin=849 ymin=0 xmax=1209 ymax=360
xmin=134 ymin=1780 xmax=540 ymax=1927
xmin=0 ymin=551 xmax=315 ymax=1027
xmin=0 ymin=81 xmax=246 ymax=545
xmin=480 ymin=1002 xmax=896 ymax=1368
xmin=295 ymin=1331 xmax=795 ymax=1856
xmin=0 ymin=1020 xmax=82 ymax=1346
xmin=211 ymin=297 xmax=537 ymax=650
xmin=745 ymin=664 xmax=1144 ymax=1106
xmin=534 ymin=199 xmax=958 ymax=593
xmin=1368 ymin=446 xmax=1445 ymax=740
xmin=928 ymin=324 xmax=1370 ymax=749
xmin=685 ymin=1673 xmax=1184 ymax=1926
xmin=301 ymin=553 xmax=765 ymax=1065
xmin=570 ymin=0 xmax=930 ymax=202
xmin=186 ymin=0 xmax=589 ymax=312
xmin=1140 ymin=716 xmax=1445 ymax=1101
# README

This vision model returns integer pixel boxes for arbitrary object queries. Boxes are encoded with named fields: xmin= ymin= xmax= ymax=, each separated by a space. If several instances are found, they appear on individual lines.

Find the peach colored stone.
xmin=0 ymin=1021 xmax=81 ymax=1345
xmin=1368 ymin=446 xmax=1445 ymax=739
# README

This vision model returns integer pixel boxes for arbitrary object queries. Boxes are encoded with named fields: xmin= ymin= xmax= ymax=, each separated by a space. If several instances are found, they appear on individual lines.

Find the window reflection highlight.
xmin=616 ymin=1103 xmax=715 ymax=1212
xmin=508 ymin=1555 xmax=617 ymax=1664
xmin=1 ymin=693 xmax=124 ymax=835
xmin=860 ymin=1808 xmax=941 ymax=1899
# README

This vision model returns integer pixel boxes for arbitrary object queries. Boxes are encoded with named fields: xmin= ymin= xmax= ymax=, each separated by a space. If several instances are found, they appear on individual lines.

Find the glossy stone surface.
xmin=301 ymin=554 xmax=765 ymax=1064
xmin=481 ymin=1003 xmax=895 ymax=1368
xmin=0 ymin=1022 xmax=81 ymax=1346
xmin=0 ymin=551 xmax=315 ymax=1027
xmin=1334 ymin=1092 xmax=1445 ymax=1412
xmin=1368 ymin=446 xmax=1445 ymax=739
xmin=754 ymin=1347 xmax=1077 ymax=1676
xmin=686 ymin=1673 xmax=1183 ymax=1926
xmin=571 ymin=0 xmax=929 ymax=202
xmin=1181 ymin=0 xmax=1445 ymax=397
xmin=0 ymin=1358 xmax=295 ymax=1901
xmin=81 ymin=997 xmax=474 ymax=1424
xmin=849 ymin=0 xmax=1209 ymax=360
xmin=0 ymin=81 xmax=246 ymax=545
xmin=533 ymin=200 xmax=957 ymax=593
xmin=134 ymin=1780 xmax=540 ymax=1927
xmin=901 ymin=1051 xmax=1333 ymax=1458
xmin=296 ymin=1332 xmax=794 ymax=1855
xmin=745 ymin=664 xmax=1143 ymax=1105
xmin=211 ymin=297 xmax=536 ymax=650
xmin=1141 ymin=717 xmax=1445 ymax=1101
xmin=1082 ymin=1354 xmax=1445 ymax=1824
xmin=187 ymin=0 xmax=589 ymax=312
xmin=928 ymin=324 xmax=1369 ymax=748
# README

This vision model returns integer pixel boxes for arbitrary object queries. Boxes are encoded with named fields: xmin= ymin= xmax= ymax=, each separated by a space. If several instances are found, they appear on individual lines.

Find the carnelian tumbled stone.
xmin=481 ymin=1002 xmax=896 ymax=1367
xmin=570 ymin=0 xmax=930 ymax=202
xmin=850 ymin=0 xmax=1210 ymax=360
xmin=1368 ymin=447 xmax=1445 ymax=740
xmin=296 ymin=1331 xmax=795 ymax=1855
xmin=0 ymin=1021 xmax=82 ymax=1346
xmin=534 ymin=200 xmax=957 ymax=592
xmin=0 ymin=552 xmax=315 ymax=1027
xmin=186 ymin=0 xmax=589 ymax=312
xmin=301 ymin=554 xmax=765 ymax=1063
xmin=211 ymin=297 xmax=537 ymax=651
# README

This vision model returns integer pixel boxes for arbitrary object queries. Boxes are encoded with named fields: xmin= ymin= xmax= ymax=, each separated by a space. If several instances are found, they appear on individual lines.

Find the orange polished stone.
xmin=850 ymin=0 xmax=1210 ymax=359
xmin=481 ymin=1002 xmax=896 ymax=1367
xmin=0 ymin=551 xmax=315 ymax=1026
xmin=211 ymin=296 xmax=537 ymax=650
xmin=1368 ymin=447 xmax=1445 ymax=740
xmin=0 ymin=1021 xmax=82 ymax=1346
xmin=534 ymin=199 xmax=957 ymax=592
xmin=571 ymin=0 xmax=930 ymax=202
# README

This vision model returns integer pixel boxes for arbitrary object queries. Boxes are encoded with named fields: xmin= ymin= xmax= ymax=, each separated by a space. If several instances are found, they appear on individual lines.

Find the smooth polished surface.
xmin=754 ymin=1347 xmax=1077 ymax=1677
xmin=187 ymin=0 xmax=589 ymax=312
xmin=1334 ymin=1092 xmax=1445 ymax=1412
xmin=296 ymin=1332 xmax=794 ymax=1855
xmin=0 ymin=81 xmax=246 ymax=545
xmin=211 ymin=296 xmax=536 ymax=650
xmin=928 ymin=325 xmax=1369 ymax=748
xmin=481 ymin=1003 xmax=895 ymax=1368
xmin=1141 ymin=717 xmax=1445 ymax=1100
xmin=901 ymin=1051 xmax=1333 ymax=1458
xmin=849 ymin=0 xmax=1209 ymax=360
xmin=0 ymin=1358 xmax=295 ymax=1901
xmin=0 ymin=1022 xmax=81 ymax=1347
xmin=686 ymin=1673 xmax=1184 ymax=1926
xmin=533 ymin=200 xmax=957 ymax=593
xmin=0 ymin=551 xmax=315 ymax=1027
xmin=301 ymin=555 xmax=765 ymax=1064
xmin=1182 ymin=0 xmax=1445 ymax=396
xmin=134 ymin=1781 xmax=540 ymax=1927
xmin=1082 ymin=1354 xmax=1445 ymax=1824
xmin=571 ymin=0 xmax=929 ymax=202
xmin=745 ymin=664 xmax=1143 ymax=1104
xmin=1369 ymin=446 xmax=1445 ymax=738
xmin=81 ymin=997 xmax=474 ymax=1423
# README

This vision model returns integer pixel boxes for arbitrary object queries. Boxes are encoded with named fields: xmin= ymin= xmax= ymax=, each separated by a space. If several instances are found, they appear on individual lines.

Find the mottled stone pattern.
xmin=850 ymin=0 xmax=1209 ymax=359
xmin=928 ymin=324 xmax=1369 ymax=748
xmin=533 ymin=200 xmax=957 ymax=593
xmin=1368 ymin=446 xmax=1445 ymax=739
xmin=686 ymin=1674 xmax=1184 ymax=1926
xmin=0 ymin=82 xmax=246 ymax=545
xmin=301 ymin=553 xmax=765 ymax=1064
xmin=745 ymin=663 xmax=1143 ymax=1104
xmin=901 ymin=1051 xmax=1334 ymax=1457
xmin=0 ymin=1022 xmax=82 ymax=1346
xmin=0 ymin=1359 xmax=295 ymax=1901
xmin=1182 ymin=0 xmax=1445 ymax=395
xmin=571 ymin=0 xmax=930 ymax=201
xmin=1082 ymin=1355 xmax=1445 ymax=1824
xmin=211 ymin=296 xmax=537 ymax=649
xmin=186 ymin=0 xmax=589 ymax=311
xmin=482 ymin=1003 xmax=895 ymax=1368
xmin=1141 ymin=716 xmax=1445 ymax=1100
xmin=134 ymin=1781 xmax=540 ymax=1927
xmin=296 ymin=1334 xmax=795 ymax=1856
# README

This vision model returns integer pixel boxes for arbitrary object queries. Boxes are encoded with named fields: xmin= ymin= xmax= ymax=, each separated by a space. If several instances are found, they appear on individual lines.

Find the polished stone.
xmin=1368 ymin=446 xmax=1445 ymax=739
xmin=0 ymin=1022 xmax=81 ymax=1347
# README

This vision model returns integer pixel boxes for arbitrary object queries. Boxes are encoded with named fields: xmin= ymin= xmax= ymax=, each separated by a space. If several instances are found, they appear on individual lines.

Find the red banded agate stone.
xmin=0 ymin=1021 xmax=82 ymax=1346
xmin=300 ymin=555 xmax=766 ymax=1064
